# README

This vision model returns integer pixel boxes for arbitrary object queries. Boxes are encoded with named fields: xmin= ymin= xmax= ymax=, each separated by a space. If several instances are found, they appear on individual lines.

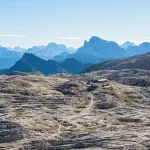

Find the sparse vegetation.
xmin=76 ymin=102 xmax=89 ymax=108
xmin=119 ymin=93 xmax=136 ymax=102
xmin=80 ymin=125 xmax=100 ymax=134
xmin=13 ymin=109 xmax=25 ymax=116
xmin=48 ymin=126 xmax=59 ymax=133
xmin=104 ymin=85 xmax=117 ymax=95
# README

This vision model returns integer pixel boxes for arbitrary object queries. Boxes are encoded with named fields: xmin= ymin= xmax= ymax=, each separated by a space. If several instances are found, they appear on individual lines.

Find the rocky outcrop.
xmin=0 ymin=121 xmax=24 ymax=143
xmin=81 ymin=52 xmax=150 ymax=73
xmin=95 ymin=101 xmax=117 ymax=109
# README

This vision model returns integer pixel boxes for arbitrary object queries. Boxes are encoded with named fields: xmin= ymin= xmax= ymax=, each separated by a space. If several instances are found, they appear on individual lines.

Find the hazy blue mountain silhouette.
xmin=121 ymin=41 xmax=136 ymax=49
xmin=60 ymin=58 xmax=91 ymax=74
xmin=126 ymin=42 xmax=150 ymax=56
xmin=5 ymin=53 xmax=66 ymax=75
xmin=27 ymin=43 xmax=76 ymax=60
xmin=53 ymin=52 xmax=69 ymax=61
xmin=0 ymin=46 xmax=23 ymax=69
xmin=65 ymin=36 xmax=127 ymax=63
xmin=1 ymin=37 xmax=150 ymax=69
xmin=4 ymin=53 xmax=90 ymax=75
xmin=7 ymin=46 xmax=27 ymax=52
xmin=0 ymin=43 xmax=76 ymax=69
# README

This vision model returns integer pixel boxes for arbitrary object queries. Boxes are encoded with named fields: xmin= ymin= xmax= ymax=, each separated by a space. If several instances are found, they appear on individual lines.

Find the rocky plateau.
xmin=0 ymin=69 xmax=150 ymax=150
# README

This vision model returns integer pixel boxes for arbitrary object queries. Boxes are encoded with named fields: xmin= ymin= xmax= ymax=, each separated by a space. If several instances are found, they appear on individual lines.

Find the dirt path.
xmin=82 ymin=93 xmax=94 ymax=115
xmin=51 ymin=93 xmax=95 ymax=138
xmin=61 ymin=93 xmax=95 ymax=129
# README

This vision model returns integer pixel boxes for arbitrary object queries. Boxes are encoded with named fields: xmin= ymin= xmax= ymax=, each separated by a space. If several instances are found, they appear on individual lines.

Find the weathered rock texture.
xmin=0 ymin=70 xmax=150 ymax=149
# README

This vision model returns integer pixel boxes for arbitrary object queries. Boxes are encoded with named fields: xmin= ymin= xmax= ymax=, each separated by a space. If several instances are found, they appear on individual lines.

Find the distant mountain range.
xmin=126 ymin=42 xmax=150 ymax=56
xmin=120 ymin=41 xmax=136 ymax=49
xmin=5 ymin=53 xmax=66 ymax=75
xmin=0 ymin=46 xmax=23 ymax=69
xmin=53 ymin=52 xmax=69 ymax=61
xmin=7 ymin=46 xmax=27 ymax=52
xmin=2 ymin=50 xmax=150 ymax=75
xmin=81 ymin=52 xmax=150 ymax=73
xmin=1 ymin=36 xmax=150 ymax=69
xmin=0 ymin=43 xmax=76 ymax=69
xmin=27 ymin=43 xmax=76 ymax=60
xmin=64 ymin=36 xmax=128 ymax=63
xmin=54 ymin=37 xmax=150 ymax=63
xmin=3 ymin=53 xmax=90 ymax=75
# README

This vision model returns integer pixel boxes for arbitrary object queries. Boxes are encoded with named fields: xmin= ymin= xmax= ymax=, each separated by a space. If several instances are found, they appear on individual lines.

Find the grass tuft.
xmin=119 ymin=94 xmax=136 ymax=102
xmin=13 ymin=109 xmax=25 ymax=116
xmin=76 ymin=102 xmax=89 ymax=108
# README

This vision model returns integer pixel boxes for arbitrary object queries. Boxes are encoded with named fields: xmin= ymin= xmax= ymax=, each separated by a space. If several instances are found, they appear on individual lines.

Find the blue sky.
xmin=0 ymin=0 xmax=150 ymax=48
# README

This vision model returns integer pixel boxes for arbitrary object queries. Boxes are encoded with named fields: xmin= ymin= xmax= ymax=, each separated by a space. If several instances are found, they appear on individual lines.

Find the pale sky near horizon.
xmin=0 ymin=0 xmax=150 ymax=48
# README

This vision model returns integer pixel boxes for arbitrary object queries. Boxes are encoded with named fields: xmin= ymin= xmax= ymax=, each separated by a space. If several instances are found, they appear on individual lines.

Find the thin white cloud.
xmin=0 ymin=34 xmax=29 ymax=38
xmin=50 ymin=36 xmax=82 ymax=40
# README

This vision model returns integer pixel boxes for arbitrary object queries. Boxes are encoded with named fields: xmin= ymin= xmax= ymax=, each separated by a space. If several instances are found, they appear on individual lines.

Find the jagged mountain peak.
xmin=121 ymin=41 xmax=136 ymax=49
